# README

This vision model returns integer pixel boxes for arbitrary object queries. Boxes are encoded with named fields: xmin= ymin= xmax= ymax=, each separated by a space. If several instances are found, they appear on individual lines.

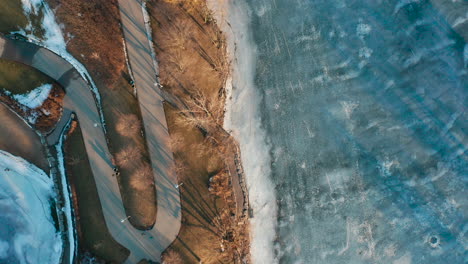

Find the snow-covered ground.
xmin=12 ymin=83 xmax=52 ymax=109
xmin=0 ymin=150 xmax=62 ymax=264
xmin=2 ymin=83 xmax=52 ymax=124
xmin=16 ymin=0 xmax=106 ymax=129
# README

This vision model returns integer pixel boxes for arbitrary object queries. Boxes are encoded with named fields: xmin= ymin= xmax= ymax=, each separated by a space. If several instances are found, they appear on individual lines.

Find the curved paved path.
xmin=118 ymin=0 xmax=181 ymax=262
xmin=0 ymin=16 xmax=180 ymax=263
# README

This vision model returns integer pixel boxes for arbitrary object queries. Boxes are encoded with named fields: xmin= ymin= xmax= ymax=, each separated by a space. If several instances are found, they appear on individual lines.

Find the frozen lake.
xmin=238 ymin=0 xmax=467 ymax=262
xmin=0 ymin=150 xmax=62 ymax=264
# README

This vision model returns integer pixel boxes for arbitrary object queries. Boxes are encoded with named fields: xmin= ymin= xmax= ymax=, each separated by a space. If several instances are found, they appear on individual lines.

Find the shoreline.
xmin=147 ymin=1 xmax=251 ymax=262
xmin=207 ymin=0 xmax=279 ymax=263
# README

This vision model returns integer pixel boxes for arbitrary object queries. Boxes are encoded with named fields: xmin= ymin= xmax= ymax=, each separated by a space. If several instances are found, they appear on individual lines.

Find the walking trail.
xmin=0 ymin=0 xmax=181 ymax=261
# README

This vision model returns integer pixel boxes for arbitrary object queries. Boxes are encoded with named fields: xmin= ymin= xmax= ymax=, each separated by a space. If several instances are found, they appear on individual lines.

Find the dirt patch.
xmin=148 ymin=0 xmax=250 ymax=262
xmin=48 ymin=0 xmax=157 ymax=230
xmin=64 ymin=119 xmax=130 ymax=263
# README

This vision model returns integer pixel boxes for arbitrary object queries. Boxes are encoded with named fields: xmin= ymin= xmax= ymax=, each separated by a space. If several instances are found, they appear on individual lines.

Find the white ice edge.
xmin=56 ymin=124 xmax=76 ymax=264
xmin=207 ymin=1 xmax=278 ymax=263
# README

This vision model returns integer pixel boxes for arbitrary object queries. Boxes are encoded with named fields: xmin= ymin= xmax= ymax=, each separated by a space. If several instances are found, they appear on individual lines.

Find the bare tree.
xmin=177 ymin=88 xmax=224 ymax=130
xmin=115 ymin=145 xmax=141 ymax=168
xmin=169 ymin=131 xmax=185 ymax=153
xmin=165 ymin=20 xmax=191 ymax=51
xmin=167 ymin=49 xmax=189 ymax=73
xmin=161 ymin=249 xmax=183 ymax=264
xmin=130 ymin=163 xmax=154 ymax=191
xmin=115 ymin=113 xmax=142 ymax=137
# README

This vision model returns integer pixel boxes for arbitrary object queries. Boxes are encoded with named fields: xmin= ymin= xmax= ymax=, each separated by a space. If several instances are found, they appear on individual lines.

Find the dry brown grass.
xmin=148 ymin=0 xmax=251 ymax=261
xmin=161 ymin=249 xmax=183 ymax=264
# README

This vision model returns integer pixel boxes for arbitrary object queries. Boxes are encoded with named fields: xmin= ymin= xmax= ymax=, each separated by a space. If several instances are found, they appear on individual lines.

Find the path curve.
xmin=0 ymin=26 xmax=180 ymax=264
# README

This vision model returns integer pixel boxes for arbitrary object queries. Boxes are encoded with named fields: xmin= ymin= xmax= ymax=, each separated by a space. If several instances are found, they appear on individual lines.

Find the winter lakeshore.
xmin=0 ymin=0 xmax=466 ymax=263
xmin=213 ymin=0 xmax=467 ymax=263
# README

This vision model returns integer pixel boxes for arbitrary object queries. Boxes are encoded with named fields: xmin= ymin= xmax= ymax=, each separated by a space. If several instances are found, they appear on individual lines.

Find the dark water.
xmin=245 ymin=0 xmax=467 ymax=263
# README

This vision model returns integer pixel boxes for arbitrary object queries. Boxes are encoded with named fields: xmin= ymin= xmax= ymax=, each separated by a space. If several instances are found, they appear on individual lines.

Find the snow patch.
xmin=452 ymin=12 xmax=468 ymax=28
xmin=356 ymin=21 xmax=372 ymax=37
xmin=359 ymin=47 xmax=373 ymax=59
xmin=17 ymin=0 xmax=106 ymax=130
xmin=12 ymin=83 xmax=52 ymax=109
xmin=20 ymin=0 xmax=42 ymax=15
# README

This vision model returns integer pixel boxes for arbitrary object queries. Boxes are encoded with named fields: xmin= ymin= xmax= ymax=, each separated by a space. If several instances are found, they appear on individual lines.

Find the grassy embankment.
xmin=0 ymin=0 xmax=62 ymax=132
xmin=149 ymin=0 xmax=250 ymax=262
xmin=48 ymin=0 xmax=157 ymax=231
xmin=0 ymin=60 xmax=64 ymax=132
xmin=64 ymin=121 xmax=130 ymax=263
xmin=0 ymin=0 xmax=27 ymax=33
xmin=0 ymin=0 xmax=62 ymax=133
xmin=0 ymin=0 xmax=45 ymax=37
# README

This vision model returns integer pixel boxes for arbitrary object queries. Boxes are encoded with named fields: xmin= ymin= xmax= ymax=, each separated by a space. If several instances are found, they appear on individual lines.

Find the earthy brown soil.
xmin=48 ymin=0 xmax=157 ymax=230
xmin=148 ymin=0 xmax=250 ymax=263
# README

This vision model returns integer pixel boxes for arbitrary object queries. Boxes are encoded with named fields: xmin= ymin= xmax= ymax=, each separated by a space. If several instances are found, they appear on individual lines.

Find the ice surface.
xmin=0 ymin=150 xmax=62 ymax=264
xmin=0 ymin=240 xmax=9 ymax=259
xmin=211 ymin=0 xmax=467 ymax=263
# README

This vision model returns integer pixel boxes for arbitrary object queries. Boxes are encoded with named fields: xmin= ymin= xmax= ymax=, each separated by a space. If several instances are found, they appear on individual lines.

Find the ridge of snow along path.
xmin=0 ymin=150 xmax=62 ymax=264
